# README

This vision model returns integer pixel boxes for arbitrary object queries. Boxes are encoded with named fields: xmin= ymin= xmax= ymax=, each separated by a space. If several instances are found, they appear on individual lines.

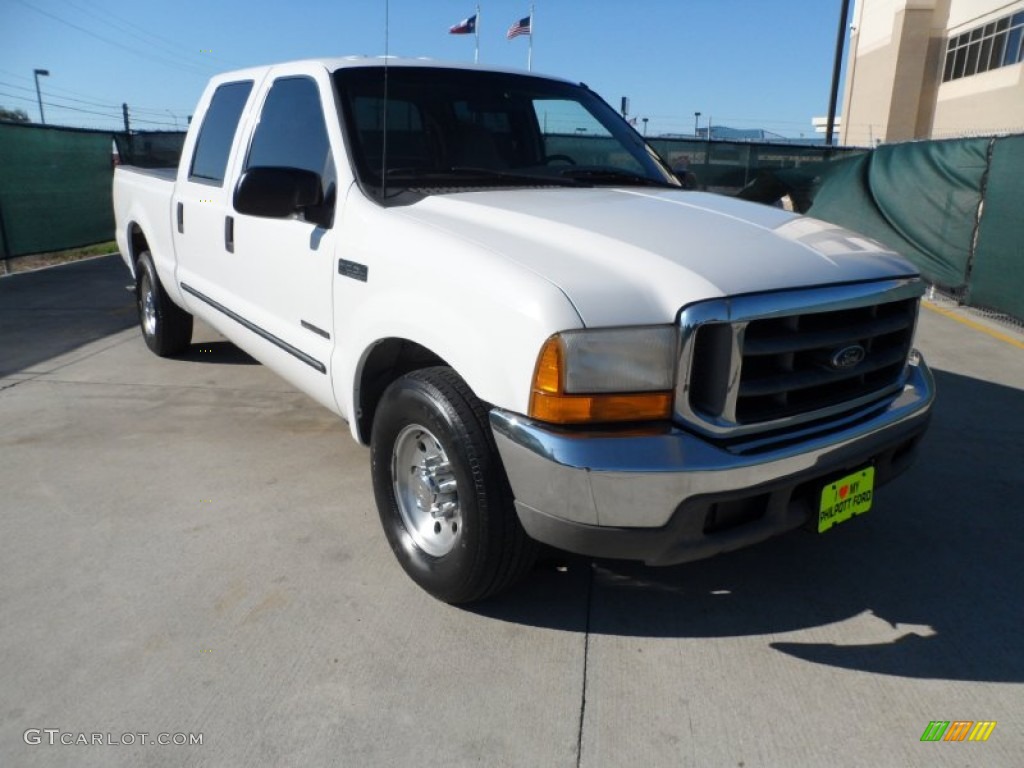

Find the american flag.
xmin=449 ymin=14 xmax=476 ymax=35
xmin=507 ymin=15 xmax=531 ymax=39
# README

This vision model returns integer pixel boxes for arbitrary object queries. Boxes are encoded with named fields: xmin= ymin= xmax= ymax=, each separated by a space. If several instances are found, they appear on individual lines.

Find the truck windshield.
xmin=333 ymin=66 xmax=678 ymax=201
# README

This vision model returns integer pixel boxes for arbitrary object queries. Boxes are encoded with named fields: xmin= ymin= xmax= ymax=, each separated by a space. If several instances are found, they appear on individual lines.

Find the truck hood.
xmin=396 ymin=188 xmax=918 ymax=327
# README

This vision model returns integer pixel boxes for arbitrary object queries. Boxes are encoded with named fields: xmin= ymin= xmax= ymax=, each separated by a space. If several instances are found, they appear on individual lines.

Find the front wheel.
xmin=135 ymin=250 xmax=192 ymax=357
xmin=370 ymin=367 xmax=537 ymax=604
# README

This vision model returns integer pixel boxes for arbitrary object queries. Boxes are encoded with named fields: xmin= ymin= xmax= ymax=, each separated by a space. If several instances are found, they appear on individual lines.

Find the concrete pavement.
xmin=1 ymin=255 xmax=1022 ymax=767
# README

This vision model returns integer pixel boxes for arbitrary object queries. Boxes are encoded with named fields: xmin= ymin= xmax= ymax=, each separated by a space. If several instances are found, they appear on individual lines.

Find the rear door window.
xmin=189 ymin=80 xmax=253 ymax=185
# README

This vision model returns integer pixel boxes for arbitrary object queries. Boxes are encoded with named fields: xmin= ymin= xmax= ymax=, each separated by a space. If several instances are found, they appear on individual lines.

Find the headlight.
xmin=529 ymin=326 xmax=678 ymax=424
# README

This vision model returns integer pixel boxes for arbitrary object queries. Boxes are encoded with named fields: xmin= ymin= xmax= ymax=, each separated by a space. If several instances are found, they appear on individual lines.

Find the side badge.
xmin=338 ymin=259 xmax=369 ymax=282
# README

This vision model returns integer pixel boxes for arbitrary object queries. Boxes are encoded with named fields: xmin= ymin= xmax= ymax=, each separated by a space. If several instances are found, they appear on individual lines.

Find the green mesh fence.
xmin=968 ymin=135 xmax=1024 ymax=319
xmin=0 ymin=124 xmax=184 ymax=260
xmin=0 ymin=123 xmax=115 ymax=259
xmin=112 ymin=131 xmax=186 ymax=169
xmin=647 ymin=138 xmax=865 ymax=194
xmin=3 ymin=124 xmax=1021 ymax=321
xmin=544 ymin=134 xmax=863 ymax=194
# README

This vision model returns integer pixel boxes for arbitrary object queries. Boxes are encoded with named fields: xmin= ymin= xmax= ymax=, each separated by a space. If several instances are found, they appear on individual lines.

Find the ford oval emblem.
xmin=831 ymin=344 xmax=866 ymax=370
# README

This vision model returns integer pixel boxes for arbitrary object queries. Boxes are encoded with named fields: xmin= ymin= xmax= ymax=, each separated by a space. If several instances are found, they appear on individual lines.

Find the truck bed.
xmin=112 ymin=165 xmax=178 ymax=294
xmin=119 ymin=166 xmax=177 ymax=182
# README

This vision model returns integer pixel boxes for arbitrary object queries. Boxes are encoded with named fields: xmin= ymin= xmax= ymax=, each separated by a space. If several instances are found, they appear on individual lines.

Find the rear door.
xmin=172 ymin=77 xmax=257 ymax=322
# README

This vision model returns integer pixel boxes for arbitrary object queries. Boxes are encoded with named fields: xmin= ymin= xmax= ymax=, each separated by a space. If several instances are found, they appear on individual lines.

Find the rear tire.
xmin=370 ymin=367 xmax=537 ymax=604
xmin=135 ymin=250 xmax=192 ymax=357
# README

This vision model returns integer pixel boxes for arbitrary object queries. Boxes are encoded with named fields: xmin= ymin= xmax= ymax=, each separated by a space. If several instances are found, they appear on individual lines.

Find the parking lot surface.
xmin=2 ymin=255 xmax=1022 ymax=767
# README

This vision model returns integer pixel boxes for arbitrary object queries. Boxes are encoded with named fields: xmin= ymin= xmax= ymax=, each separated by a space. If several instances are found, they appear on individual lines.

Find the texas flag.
xmin=450 ymin=14 xmax=477 ymax=34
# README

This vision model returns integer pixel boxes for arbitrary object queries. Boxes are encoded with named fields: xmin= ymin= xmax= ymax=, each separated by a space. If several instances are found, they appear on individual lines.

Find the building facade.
xmin=840 ymin=0 xmax=1024 ymax=145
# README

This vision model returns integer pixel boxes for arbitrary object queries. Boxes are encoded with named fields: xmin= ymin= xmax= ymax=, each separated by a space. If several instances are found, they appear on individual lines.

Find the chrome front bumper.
xmin=490 ymin=357 xmax=935 ymax=566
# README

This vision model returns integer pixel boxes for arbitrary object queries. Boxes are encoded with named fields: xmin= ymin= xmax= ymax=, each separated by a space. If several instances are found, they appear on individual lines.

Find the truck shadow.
xmin=0 ymin=255 xmax=137 ymax=377
xmin=178 ymin=340 xmax=259 ymax=365
xmin=0 ymin=254 xmax=261 ymax=374
xmin=474 ymin=368 xmax=1024 ymax=683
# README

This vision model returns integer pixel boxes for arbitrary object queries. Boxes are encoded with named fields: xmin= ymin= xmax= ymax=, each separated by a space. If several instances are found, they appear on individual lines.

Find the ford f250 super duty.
xmin=113 ymin=58 xmax=934 ymax=603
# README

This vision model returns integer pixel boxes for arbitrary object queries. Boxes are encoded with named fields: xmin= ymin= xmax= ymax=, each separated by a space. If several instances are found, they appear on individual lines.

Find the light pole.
xmin=642 ymin=117 xmax=648 ymax=136
xmin=694 ymin=111 xmax=701 ymax=138
xmin=34 ymin=69 xmax=49 ymax=124
xmin=825 ymin=0 xmax=852 ymax=148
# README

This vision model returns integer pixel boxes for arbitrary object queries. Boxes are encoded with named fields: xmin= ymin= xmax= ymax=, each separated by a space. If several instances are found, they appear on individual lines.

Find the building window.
xmin=942 ymin=11 xmax=1024 ymax=83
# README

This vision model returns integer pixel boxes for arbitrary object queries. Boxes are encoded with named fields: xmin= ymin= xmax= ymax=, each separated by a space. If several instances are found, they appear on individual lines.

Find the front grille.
xmin=734 ymin=298 xmax=916 ymax=422
xmin=677 ymin=280 xmax=923 ymax=437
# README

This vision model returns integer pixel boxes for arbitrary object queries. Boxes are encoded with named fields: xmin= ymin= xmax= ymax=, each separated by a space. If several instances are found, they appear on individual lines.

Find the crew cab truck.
xmin=113 ymin=58 xmax=935 ymax=604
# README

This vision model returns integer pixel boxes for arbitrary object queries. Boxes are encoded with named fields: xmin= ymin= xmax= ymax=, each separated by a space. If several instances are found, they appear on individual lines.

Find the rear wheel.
xmin=370 ymin=367 xmax=537 ymax=604
xmin=135 ymin=250 xmax=192 ymax=356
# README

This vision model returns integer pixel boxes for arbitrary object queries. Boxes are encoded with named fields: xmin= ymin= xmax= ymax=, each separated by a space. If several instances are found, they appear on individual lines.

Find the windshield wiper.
xmin=555 ymin=168 xmax=676 ymax=188
xmin=385 ymin=166 xmax=585 ymax=188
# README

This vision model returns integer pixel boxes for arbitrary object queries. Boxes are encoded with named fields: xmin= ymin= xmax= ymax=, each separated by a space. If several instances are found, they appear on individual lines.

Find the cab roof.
xmin=210 ymin=56 xmax=572 ymax=86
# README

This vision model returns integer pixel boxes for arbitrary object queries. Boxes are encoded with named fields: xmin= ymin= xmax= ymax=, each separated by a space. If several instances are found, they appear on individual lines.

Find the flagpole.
xmin=528 ymin=5 xmax=534 ymax=71
xmin=475 ymin=5 xmax=480 ymax=64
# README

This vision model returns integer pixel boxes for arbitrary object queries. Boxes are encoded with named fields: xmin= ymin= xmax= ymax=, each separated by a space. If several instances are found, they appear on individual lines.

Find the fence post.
xmin=0 ymin=196 xmax=11 ymax=271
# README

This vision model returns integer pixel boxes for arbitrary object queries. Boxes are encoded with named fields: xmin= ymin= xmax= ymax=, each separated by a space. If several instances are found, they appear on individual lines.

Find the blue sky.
xmin=0 ymin=0 xmax=851 ymax=138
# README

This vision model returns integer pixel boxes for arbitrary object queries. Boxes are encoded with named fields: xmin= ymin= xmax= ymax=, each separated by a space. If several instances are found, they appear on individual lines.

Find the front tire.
xmin=135 ymin=250 xmax=192 ymax=356
xmin=370 ymin=367 xmax=537 ymax=604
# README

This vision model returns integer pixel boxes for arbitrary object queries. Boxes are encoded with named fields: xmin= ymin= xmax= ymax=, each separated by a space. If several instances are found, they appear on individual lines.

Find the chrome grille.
xmin=676 ymin=279 xmax=924 ymax=438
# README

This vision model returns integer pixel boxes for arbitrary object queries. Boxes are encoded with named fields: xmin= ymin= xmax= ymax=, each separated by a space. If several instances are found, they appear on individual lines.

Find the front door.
xmin=225 ymin=71 xmax=340 ymax=410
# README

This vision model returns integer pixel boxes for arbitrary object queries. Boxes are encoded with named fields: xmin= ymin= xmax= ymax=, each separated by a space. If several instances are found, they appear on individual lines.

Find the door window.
xmin=189 ymin=80 xmax=253 ymax=185
xmin=246 ymin=77 xmax=332 ymax=178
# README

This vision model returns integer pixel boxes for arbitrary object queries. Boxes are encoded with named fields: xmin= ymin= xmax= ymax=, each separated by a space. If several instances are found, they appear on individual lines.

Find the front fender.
xmin=330 ymin=194 xmax=583 ymax=441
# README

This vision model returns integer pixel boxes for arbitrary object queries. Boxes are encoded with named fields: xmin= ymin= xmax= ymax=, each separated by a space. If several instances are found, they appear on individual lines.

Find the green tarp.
xmin=969 ymin=134 xmax=1024 ymax=317
xmin=806 ymin=138 xmax=991 ymax=291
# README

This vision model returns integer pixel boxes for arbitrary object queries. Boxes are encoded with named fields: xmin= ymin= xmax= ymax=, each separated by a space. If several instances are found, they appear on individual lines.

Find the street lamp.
xmin=694 ymin=111 xmax=701 ymax=137
xmin=34 ymin=68 xmax=49 ymax=124
xmin=825 ymin=0 xmax=852 ymax=147
xmin=642 ymin=117 xmax=648 ymax=136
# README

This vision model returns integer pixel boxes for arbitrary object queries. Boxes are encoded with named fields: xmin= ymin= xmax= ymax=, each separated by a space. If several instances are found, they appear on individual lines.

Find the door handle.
xmin=225 ymin=215 xmax=234 ymax=253
xmin=176 ymin=202 xmax=184 ymax=234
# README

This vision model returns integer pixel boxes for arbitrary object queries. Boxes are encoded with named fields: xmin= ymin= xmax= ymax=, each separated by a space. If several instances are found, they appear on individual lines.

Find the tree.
xmin=0 ymin=107 xmax=31 ymax=123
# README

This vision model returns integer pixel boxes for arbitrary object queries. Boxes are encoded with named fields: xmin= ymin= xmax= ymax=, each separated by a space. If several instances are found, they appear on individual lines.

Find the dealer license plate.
xmin=818 ymin=467 xmax=875 ymax=533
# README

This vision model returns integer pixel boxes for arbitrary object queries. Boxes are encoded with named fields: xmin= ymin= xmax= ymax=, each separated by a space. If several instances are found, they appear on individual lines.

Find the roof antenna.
xmin=380 ymin=0 xmax=390 ymax=202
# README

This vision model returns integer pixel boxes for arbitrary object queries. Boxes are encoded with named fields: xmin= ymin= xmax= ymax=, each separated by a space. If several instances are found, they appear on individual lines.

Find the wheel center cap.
xmin=413 ymin=469 xmax=436 ymax=510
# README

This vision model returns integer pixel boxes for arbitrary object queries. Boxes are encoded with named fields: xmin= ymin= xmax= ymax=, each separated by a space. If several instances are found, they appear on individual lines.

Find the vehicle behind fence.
xmin=0 ymin=121 xmax=1020 ymax=322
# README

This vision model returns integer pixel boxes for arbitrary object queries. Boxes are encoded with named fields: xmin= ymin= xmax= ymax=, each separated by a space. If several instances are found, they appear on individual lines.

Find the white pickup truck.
xmin=113 ymin=58 xmax=934 ymax=603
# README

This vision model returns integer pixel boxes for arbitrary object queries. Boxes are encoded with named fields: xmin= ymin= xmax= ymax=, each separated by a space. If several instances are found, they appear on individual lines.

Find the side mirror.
xmin=233 ymin=166 xmax=323 ymax=219
xmin=673 ymin=169 xmax=698 ymax=190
